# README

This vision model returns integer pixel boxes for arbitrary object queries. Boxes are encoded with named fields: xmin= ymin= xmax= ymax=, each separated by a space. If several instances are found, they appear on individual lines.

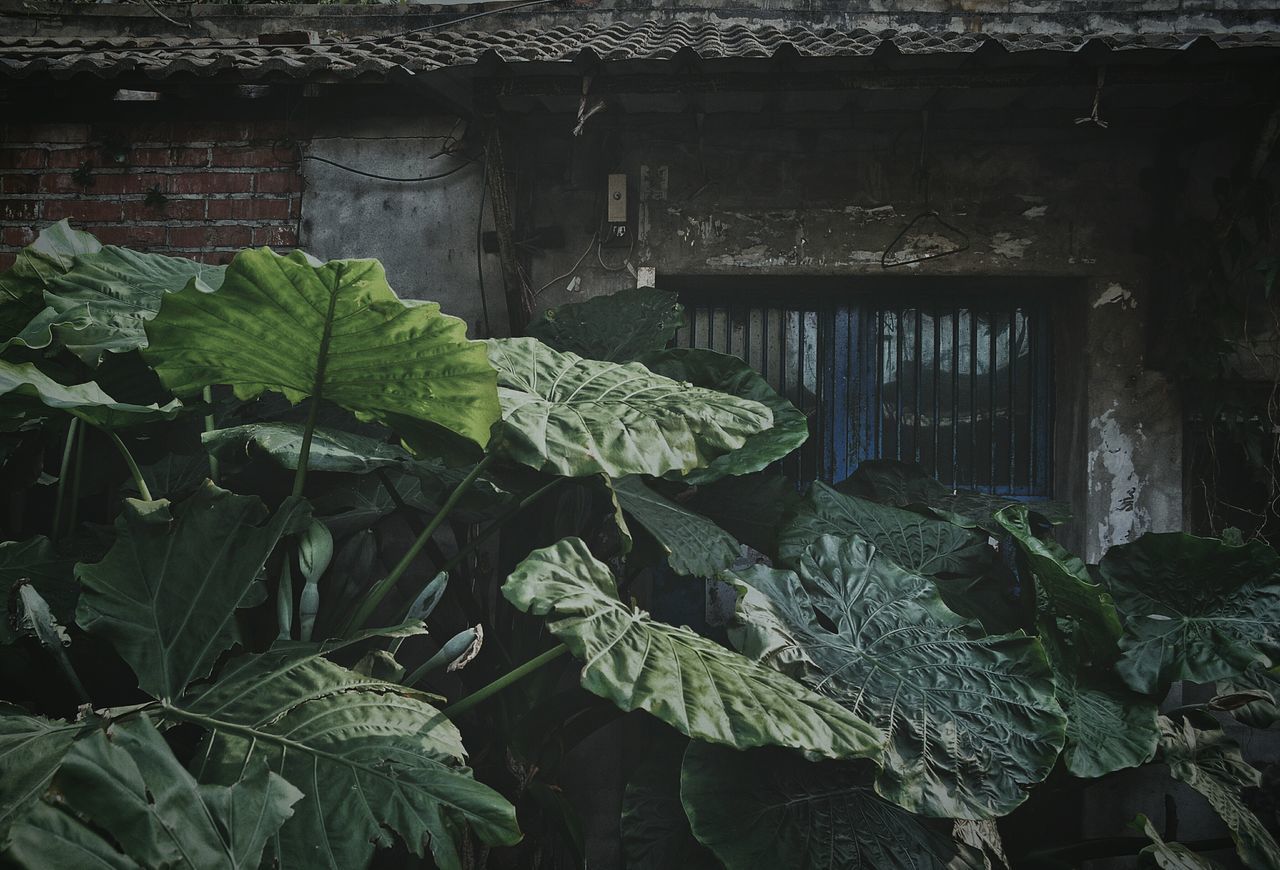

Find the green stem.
xmin=442 ymin=642 xmax=570 ymax=718
xmin=202 ymin=386 xmax=220 ymax=485
xmin=105 ymin=429 xmax=152 ymax=502
xmin=69 ymin=425 xmax=84 ymax=535
xmin=292 ymin=271 xmax=342 ymax=498
xmin=52 ymin=418 xmax=79 ymax=544
xmin=343 ymin=454 xmax=496 ymax=635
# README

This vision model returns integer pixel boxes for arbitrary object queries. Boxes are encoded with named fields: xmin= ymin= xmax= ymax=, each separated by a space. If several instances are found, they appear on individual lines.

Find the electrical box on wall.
xmin=603 ymin=172 xmax=630 ymax=247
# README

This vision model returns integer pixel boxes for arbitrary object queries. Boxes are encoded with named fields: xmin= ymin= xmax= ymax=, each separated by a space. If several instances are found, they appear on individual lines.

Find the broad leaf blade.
xmin=681 ymin=470 xmax=799 ymax=560
xmin=731 ymin=536 xmax=1065 ymax=819
xmin=487 ymin=338 xmax=773 ymax=478
xmin=620 ymin=736 xmax=720 ymax=870
xmin=501 ymin=537 xmax=884 ymax=760
xmin=0 ymin=712 xmax=80 ymax=839
xmin=1158 ymin=716 xmax=1280 ymax=869
xmin=202 ymin=423 xmax=411 ymax=474
xmin=0 ymin=220 xmax=101 ymax=346
xmin=1218 ymin=666 xmax=1279 ymax=729
xmin=526 ymin=287 xmax=683 ymax=362
xmin=779 ymin=482 xmax=989 ymax=576
xmin=1131 ymin=814 xmax=1225 ymax=870
xmin=184 ymin=649 xmax=520 ymax=870
xmin=997 ymin=505 xmax=1122 ymax=666
xmin=1099 ymin=533 xmax=1280 ymax=694
xmin=0 ymin=359 xmax=181 ymax=429
xmin=144 ymin=248 xmax=500 ymax=448
xmin=681 ymin=743 xmax=984 ymax=870
xmin=3 ymin=800 xmax=140 ymax=870
xmin=611 ymin=475 xmax=739 ymax=577
xmin=0 ymin=536 xmax=77 ymax=645
xmin=75 ymin=483 xmax=311 ymax=700
xmin=637 ymin=347 xmax=808 ymax=485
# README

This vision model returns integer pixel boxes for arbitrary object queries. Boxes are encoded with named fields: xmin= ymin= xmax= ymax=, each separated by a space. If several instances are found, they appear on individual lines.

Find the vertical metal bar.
xmin=876 ymin=308 xmax=884 ymax=463
xmin=1009 ymin=306 xmax=1017 ymax=494
xmin=951 ymin=306 xmax=959 ymax=490
xmin=895 ymin=309 xmax=904 ymax=462
xmin=988 ymin=310 xmax=998 ymax=494
xmin=969 ymin=310 xmax=977 ymax=491
xmin=913 ymin=307 xmax=923 ymax=465
xmin=932 ymin=310 xmax=940 ymax=479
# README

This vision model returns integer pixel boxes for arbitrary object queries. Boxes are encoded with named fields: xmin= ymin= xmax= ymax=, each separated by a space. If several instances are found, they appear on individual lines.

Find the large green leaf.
xmin=620 ymin=736 xmax=721 ymax=870
xmin=1219 ymin=666 xmax=1279 ymax=729
xmin=611 ymin=475 xmax=739 ymax=578
xmin=997 ymin=505 xmax=1122 ymax=666
xmin=1131 ymin=814 xmax=1225 ymax=870
xmin=487 ymin=338 xmax=773 ymax=478
xmin=730 ymin=535 xmax=1065 ymax=818
xmin=13 ymin=246 xmax=225 ymax=366
xmin=841 ymin=460 xmax=1070 ymax=534
xmin=1098 ymin=533 xmax=1280 ymax=695
xmin=526 ymin=287 xmax=683 ymax=362
xmin=1158 ymin=716 xmax=1280 ymax=869
xmin=779 ymin=482 xmax=989 ymax=577
xmin=0 ymin=711 xmax=80 ymax=839
xmin=681 ymin=743 xmax=983 ymax=870
xmin=1038 ymin=618 xmax=1158 ymax=779
xmin=501 ymin=537 xmax=884 ymax=760
xmin=681 ymin=471 xmax=799 ymax=559
xmin=0 ymin=536 xmax=76 ymax=645
xmin=30 ymin=716 xmax=300 ymax=870
xmin=183 ymin=645 xmax=520 ymax=870
xmin=75 ymin=483 xmax=310 ymax=700
xmin=3 ymin=799 xmax=141 ymax=869
xmin=0 ymin=359 xmax=181 ymax=429
xmin=202 ymin=423 xmax=411 ymax=474
xmin=143 ymin=248 xmax=500 ymax=448
xmin=0 ymin=221 xmax=101 ymax=343
xmin=637 ymin=348 xmax=808 ymax=485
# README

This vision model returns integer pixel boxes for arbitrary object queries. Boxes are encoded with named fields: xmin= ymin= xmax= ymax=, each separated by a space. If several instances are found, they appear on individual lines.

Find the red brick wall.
xmin=0 ymin=120 xmax=303 ymax=269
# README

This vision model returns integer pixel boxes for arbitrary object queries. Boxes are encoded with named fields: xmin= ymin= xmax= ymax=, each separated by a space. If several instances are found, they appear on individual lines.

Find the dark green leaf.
xmin=75 ymin=483 xmax=311 ymax=700
xmin=501 ymin=537 xmax=885 ymax=760
xmin=637 ymin=348 xmax=808 ymax=485
xmin=2 ymin=800 xmax=140 ymax=870
xmin=526 ymin=287 xmax=683 ymax=362
xmin=611 ymin=475 xmax=739 ymax=578
xmin=487 ymin=338 xmax=773 ymax=478
xmin=0 ymin=359 xmax=181 ymax=429
xmin=680 ymin=471 xmax=799 ymax=559
xmin=0 ymin=712 xmax=80 ymax=839
xmin=1099 ymin=533 xmax=1280 ymax=695
xmin=0 ymin=220 xmax=101 ymax=347
xmin=202 ymin=423 xmax=410 ymax=474
xmin=730 ymin=535 xmax=1065 ymax=818
xmin=143 ymin=248 xmax=500 ymax=448
xmin=779 ymin=482 xmax=989 ymax=577
xmin=621 ymin=736 xmax=721 ymax=870
xmin=1218 ymin=666 xmax=1279 ymax=729
xmin=681 ymin=743 xmax=983 ymax=870
xmin=1131 ymin=813 xmax=1224 ymax=869
xmin=0 ymin=536 xmax=76 ymax=645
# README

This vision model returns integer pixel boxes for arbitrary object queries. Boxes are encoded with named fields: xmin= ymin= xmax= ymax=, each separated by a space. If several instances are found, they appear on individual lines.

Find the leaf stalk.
xmin=105 ymin=429 xmax=152 ymax=502
xmin=442 ymin=642 xmax=570 ymax=718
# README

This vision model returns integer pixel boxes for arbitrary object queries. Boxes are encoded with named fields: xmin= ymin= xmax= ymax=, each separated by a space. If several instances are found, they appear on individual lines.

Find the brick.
xmin=167 ymin=225 xmax=252 ymax=249
xmin=252 ymin=225 xmax=297 ymax=247
xmin=169 ymin=121 xmax=252 ymax=143
xmin=0 ymin=254 xmax=16 ymax=270
xmin=43 ymin=172 xmax=141 ymax=195
xmin=131 ymin=147 xmax=210 ymax=168
xmin=189 ymin=250 xmax=236 ymax=265
xmin=123 ymin=199 xmax=206 ymax=221
xmin=0 ymin=200 xmax=39 ymax=221
xmin=255 ymin=171 xmax=303 ymax=194
xmin=91 ymin=226 xmax=165 ymax=247
xmin=207 ymin=197 xmax=291 ymax=221
xmin=2 ymin=226 xmax=35 ymax=247
xmin=0 ymin=149 xmax=47 ymax=170
xmin=43 ymin=200 xmax=124 ymax=222
xmin=211 ymin=144 xmax=294 ymax=168
xmin=5 ymin=123 xmax=92 ymax=144
xmin=164 ymin=173 xmax=255 ymax=195
xmin=46 ymin=148 xmax=100 ymax=169
xmin=245 ymin=121 xmax=290 ymax=142
xmin=0 ymin=175 xmax=40 ymax=195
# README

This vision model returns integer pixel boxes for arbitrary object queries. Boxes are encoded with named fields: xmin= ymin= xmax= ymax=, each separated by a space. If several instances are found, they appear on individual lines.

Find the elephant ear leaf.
xmin=1130 ymin=814 xmax=1225 ymax=870
xmin=181 ymin=645 xmax=520 ymax=870
xmin=610 ymin=475 xmax=739 ymax=578
xmin=0 ymin=711 xmax=81 ymax=841
xmin=681 ymin=742 xmax=985 ymax=870
xmin=730 ymin=535 xmax=1065 ymax=819
xmin=780 ymin=482 xmax=989 ymax=577
xmin=637 ymin=347 xmax=808 ymax=485
xmin=9 ymin=715 xmax=301 ymax=870
xmin=996 ymin=505 xmax=1122 ymax=666
xmin=620 ymin=735 xmax=720 ymax=870
xmin=0 ymin=358 xmax=181 ymax=429
xmin=143 ymin=248 xmax=500 ymax=448
xmin=525 ymin=287 xmax=683 ymax=362
xmin=202 ymin=423 xmax=411 ymax=475
xmin=75 ymin=482 xmax=311 ymax=701
xmin=1158 ymin=716 xmax=1280 ymax=870
xmin=501 ymin=537 xmax=884 ymax=760
xmin=0 ymin=220 xmax=101 ymax=342
xmin=1098 ymin=532 xmax=1280 ymax=695
xmin=487 ymin=338 xmax=773 ymax=478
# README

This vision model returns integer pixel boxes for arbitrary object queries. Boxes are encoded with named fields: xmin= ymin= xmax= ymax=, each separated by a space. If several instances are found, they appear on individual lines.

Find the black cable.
xmin=476 ymin=151 xmax=492 ymax=339
xmin=301 ymin=153 xmax=474 ymax=183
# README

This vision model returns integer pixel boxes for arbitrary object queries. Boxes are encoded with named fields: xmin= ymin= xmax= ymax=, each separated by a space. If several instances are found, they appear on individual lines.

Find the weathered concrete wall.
xmin=299 ymin=115 xmax=509 ymax=338
xmin=524 ymin=111 xmax=1192 ymax=560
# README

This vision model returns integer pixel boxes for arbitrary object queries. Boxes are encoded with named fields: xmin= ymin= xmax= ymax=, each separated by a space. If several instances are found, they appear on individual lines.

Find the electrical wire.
xmin=533 ymin=230 xmax=598 ymax=297
xmin=301 ymin=153 xmax=474 ymax=183
xmin=476 ymin=151 xmax=493 ymax=338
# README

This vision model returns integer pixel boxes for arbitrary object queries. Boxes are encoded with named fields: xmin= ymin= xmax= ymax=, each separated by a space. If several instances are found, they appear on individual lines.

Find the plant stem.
xmin=202 ymin=385 xmax=219 ymax=484
xmin=343 ymin=453 xmax=496 ymax=635
xmin=442 ymin=642 xmax=569 ymax=718
xmin=70 ymin=425 xmax=84 ymax=535
xmin=105 ymin=429 xmax=152 ymax=502
xmin=52 ymin=418 xmax=79 ymax=543
xmin=292 ymin=272 xmax=342 ymax=498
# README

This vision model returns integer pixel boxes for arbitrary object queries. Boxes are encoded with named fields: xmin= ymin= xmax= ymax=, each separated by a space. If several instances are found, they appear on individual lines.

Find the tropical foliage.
xmin=0 ymin=222 xmax=1277 ymax=869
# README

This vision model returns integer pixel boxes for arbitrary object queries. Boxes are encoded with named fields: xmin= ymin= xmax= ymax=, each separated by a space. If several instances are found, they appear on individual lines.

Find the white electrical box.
xmin=607 ymin=173 xmax=627 ymax=223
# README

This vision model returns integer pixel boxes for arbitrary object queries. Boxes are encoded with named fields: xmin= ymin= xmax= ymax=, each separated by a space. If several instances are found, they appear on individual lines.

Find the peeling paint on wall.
xmin=991 ymin=232 xmax=1032 ymax=259
xmin=1089 ymin=407 xmax=1151 ymax=554
xmin=1092 ymin=283 xmax=1136 ymax=309
xmin=1021 ymin=205 xmax=1048 ymax=219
